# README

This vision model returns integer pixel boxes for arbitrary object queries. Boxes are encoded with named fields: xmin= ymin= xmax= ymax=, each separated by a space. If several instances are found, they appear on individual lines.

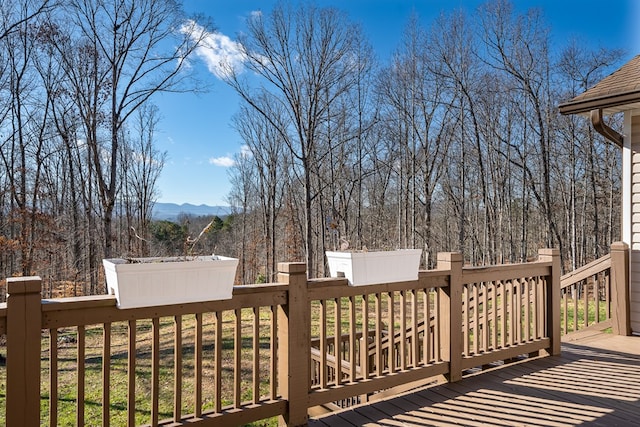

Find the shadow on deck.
xmin=310 ymin=333 xmax=640 ymax=426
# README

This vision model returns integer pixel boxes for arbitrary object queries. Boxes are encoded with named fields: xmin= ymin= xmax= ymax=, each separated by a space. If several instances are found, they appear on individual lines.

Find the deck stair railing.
xmin=559 ymin=242 xmax=630 ymax=336
xmin=0 ymin=244 xmax=631 ymax=426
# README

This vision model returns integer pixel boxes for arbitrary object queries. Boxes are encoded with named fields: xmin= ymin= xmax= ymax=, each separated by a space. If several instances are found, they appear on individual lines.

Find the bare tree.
xmin=224 ymin=2 xmax=368 ymax=276
xmin=556 ymin=42 xmax=624 ymax=267
xmin=0 ymin=1 xmax=53 ymax=275
xmin=227 ymin=146 xmax=257 ymax=284
xmin=377 ymin=13 xmax=453 ymax=265
xmin=0 ymin=0 xmax=55 ymax=41
xmin=233 ymin=97 xmax=288 ymax=282
xmin=480 ymin=0 xmax=561 ymax=259
xmin=52 ymin=0 xmax=211 ymax=261
xmin=120 ymin=103 xmax=166 ymax=257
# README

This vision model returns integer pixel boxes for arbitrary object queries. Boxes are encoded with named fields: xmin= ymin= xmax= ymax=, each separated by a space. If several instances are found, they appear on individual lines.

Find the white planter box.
xmin=325 ymin=249 xmax=422 ymax=286
xmin=103 ymin=255 xmax=239 ymax=309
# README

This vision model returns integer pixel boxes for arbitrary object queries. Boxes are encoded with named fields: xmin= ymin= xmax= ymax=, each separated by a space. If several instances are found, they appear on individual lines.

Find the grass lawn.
xmin=560 ymin=297 xmax=610 ymax=334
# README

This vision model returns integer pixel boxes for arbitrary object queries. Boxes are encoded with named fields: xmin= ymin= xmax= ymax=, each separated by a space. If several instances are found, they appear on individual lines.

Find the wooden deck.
xmin=310 ymin=333 xmax=640 ymax=426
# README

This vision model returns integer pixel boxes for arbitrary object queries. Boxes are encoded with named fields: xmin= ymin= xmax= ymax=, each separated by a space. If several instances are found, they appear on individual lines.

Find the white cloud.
xmin=181 ymin=20 xmax=246 ymax=79
xmin=240 ymin=144 xmax=252 ymax=158
xmin=209 ymin=145 xmax=252 ymax=167
xmin=209 ymin=156 xmax=235 ymax=167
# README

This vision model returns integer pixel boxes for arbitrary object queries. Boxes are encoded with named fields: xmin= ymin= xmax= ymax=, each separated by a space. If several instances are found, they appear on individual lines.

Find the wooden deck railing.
xmin=0 ymin=245 xmax=629 ymax=426
xmin=560 ymin=242 xmax=630 ymax=336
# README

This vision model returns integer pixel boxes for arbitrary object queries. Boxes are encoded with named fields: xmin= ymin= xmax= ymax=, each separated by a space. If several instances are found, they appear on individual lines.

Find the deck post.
xmin=610 ymin=242 xmax=631 ymax=335
xmin=6 ymin=276 xmax=42 ymax=427
xmin=277 ymin=262 xmax=310 ymax=427
xmin=437 ymin=252 xmax=463 ymax=382
xmin=538 ymin=249 xmax=561 ymax=356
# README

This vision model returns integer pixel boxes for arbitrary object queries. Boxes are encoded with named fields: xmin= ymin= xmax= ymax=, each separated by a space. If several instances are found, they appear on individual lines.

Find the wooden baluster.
xmin=400 ymin=290 xmax=407 ymax=370
xmin=270 ymin=306 xmax=277 ymax=400
xmin=360 ymin=294 xmax=369 ymax=381
xmin=482 ymin=282 xmax=488 ymax=352
xmin=375 ymin=292 xmax=382 ymax=377
xmin=583 ymin=279 xmax=589 ymax=329
xmin=524 ymin=278 xmax=531 ymax=342
xmin=491 ymin=282 xmax=498 ymax=350
xmin=50 ymin=328 xmax=58 ymax=427
xmin=127 ymin=320 xmax=136 ymax=427
xmin=151 ymin=317 xmax=160 ymax=426
xmin=473 ymin=284 xmax=479 ymax=354
xmin=463 ymin=285 xmax=469 ymax=356
xmin=516 ymin=278 xmax=522 ymax=344
xmin=531 ymin=279 xmax=537 ymax=338
xmin=233 ymin=309 xmax=241 ymax=408
xmin=511 ymin=280 xmax=517 ymax=346
xmin=334 ymin=298 xmax=342 ymax=386
xmin=388 ymin=291 xmax=395 ymax=373
xmin=573 ymin=282 xmax=580 ymax=329
xmin=214 ymin=311 xmax=222 ymax=413
xmin=103 ymin=323 xmax=111 ymax=427
xmin=319 ymin=299 xmax=327 ymax=389
xmin=500 ymin=281 xmax=507 ymax=348
xmin=424 ymin=289 xmax=431 ymax=364
xmin=252 ymin=307 xmax=260 ymax=404
xmin=174 ymin=315 xmax=183 ymax=421
xmin=349 ymin=296 xmax=358 ymax=382
xmin=411 ymin=289 xmax=418 ymax=367
xmin=595 ymin=273 xmax=600 ymax=324
xmin=195 ymin=313 xmax=203 ymax=415
xmin=605 ymin=271 xmax=611 ymax=321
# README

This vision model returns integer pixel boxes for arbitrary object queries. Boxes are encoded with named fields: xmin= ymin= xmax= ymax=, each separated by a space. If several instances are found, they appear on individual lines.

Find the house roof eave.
xmin=558 ymin=90 xmax=640 ymax=116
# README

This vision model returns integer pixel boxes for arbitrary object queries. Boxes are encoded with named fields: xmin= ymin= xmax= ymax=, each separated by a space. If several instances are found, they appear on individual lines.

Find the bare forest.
xmin=0 ymin=0 xmax=627 ymax=296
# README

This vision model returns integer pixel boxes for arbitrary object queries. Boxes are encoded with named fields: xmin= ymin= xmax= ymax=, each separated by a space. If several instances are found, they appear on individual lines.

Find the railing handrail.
xmin=306 ymin=270 xmax=450 ymax=300
xmin=462 ymin=260 xmax=552 ymax=285
xmin=39 ymin=283 xmax=288 ymax=329
xmin=560 ymin=254 xmax=611 ymax=291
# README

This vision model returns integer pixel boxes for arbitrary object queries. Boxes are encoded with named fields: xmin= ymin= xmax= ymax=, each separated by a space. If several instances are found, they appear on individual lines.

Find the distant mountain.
xmin=152 ymin=203 xmax=231 ymax=221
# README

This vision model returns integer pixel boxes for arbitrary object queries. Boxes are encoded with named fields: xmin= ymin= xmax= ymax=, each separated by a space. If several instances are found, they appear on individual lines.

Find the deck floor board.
xmin=310 ymin=334 xmax=640 ymax=427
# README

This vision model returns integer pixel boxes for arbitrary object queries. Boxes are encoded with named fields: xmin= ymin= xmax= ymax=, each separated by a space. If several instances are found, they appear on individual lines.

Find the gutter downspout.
xmin=591 ymin=108 xmax=623 ymax=146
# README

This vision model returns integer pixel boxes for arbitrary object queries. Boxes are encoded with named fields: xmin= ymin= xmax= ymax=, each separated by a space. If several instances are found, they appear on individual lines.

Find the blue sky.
xmin=153 ymin=0 xmax=639 ymax=207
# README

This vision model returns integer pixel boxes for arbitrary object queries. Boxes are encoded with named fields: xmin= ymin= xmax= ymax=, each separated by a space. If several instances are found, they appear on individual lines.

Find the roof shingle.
xmin=558 ymin=54 xmax=640 ymax=115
